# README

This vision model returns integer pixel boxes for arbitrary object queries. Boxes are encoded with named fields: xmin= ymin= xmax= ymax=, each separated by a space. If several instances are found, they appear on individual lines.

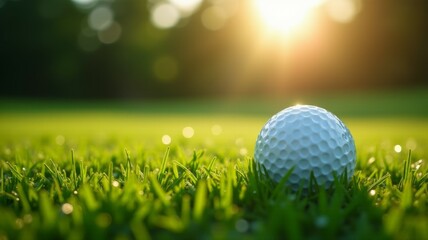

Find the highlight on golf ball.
xmin=254 ymin=105 xmax=356 ymax=191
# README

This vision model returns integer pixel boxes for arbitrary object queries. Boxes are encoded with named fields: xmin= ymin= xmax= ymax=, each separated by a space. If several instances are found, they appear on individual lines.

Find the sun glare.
xmin=254 ymin=0 xmax=325 ymax=35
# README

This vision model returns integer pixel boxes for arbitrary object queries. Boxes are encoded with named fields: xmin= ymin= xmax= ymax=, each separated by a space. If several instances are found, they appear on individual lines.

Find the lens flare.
xmin=253 ymin=0 xmax=325 ymax=35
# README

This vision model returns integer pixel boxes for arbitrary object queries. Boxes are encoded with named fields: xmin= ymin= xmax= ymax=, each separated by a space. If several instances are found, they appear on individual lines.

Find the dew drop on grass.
xmin=112 ymin=180 xmax=119 ymax=187
xmin=62 ymin=203 xmax=74 ymax=215
xmin=369 ymin=189 xmax=376 ymax=196
xmin=367 ymin=157 xmax=375 ymax=165
xmin=413 ymin=159 xmax=423 ymax=170
xmin=73 ymin=190 xmax=78 ymax=195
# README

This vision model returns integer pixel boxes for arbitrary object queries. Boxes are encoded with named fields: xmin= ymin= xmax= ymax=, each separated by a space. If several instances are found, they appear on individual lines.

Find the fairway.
xmin=1 ymin=103 xmax=427 ymax=239
xmin=1 ymin=111 xmax=428 ymax=152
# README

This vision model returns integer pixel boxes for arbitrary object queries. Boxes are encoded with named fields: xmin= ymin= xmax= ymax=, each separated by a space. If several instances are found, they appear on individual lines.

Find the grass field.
xmin=1 ymin=93 xmax=428 ymax=239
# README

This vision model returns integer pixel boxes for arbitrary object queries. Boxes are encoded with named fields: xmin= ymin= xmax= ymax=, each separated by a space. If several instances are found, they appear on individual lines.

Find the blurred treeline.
xmin=0 ymin=0 xmax=427 ymax=99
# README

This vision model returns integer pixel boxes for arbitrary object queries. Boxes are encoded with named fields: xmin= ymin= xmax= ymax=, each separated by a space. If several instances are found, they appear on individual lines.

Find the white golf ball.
xmin=254 ymin=105 xmax=356 ymax=191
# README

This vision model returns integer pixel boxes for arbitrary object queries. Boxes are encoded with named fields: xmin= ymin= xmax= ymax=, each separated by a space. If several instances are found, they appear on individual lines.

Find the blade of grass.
xmin=6 ymin=162 xmax=23 ymax=182
xmin=272 ymin=166 xmax=294 ymax=198
xmin=16 ymin=183 xmax=31 ymax=212
xmin=149 ymin=174 xmax=170 ymax=207
xmin=39 ymin=191 xmax=56 ymax=229
xmin=71 ymin=149 xmax=78 ymax=190
xmin=173 ymin=160 xmax=197 ymax=184
xmin=158 ymin=147 xmax=170 ymax=182
xmin=400 ymin=150 xmax=413 ymax=209
xmin=193 ymin=180 xmax=206 ymax=221
xmin=1 ymin=162 xmax=3 ymax=193
xmin=368 ymin=173 xmax=390 ymax=191
xmin=125 ymin=149 xmax=131 ymax=182
xmin=400 ymin=150 xmax=412 ymax=189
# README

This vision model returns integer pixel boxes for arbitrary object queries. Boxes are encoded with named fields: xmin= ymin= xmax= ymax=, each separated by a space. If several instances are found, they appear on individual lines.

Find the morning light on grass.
xmin=1 ymin=0 xmax=428 ymax=239
xmin=1 ymin=95 xmax=427 ymax=239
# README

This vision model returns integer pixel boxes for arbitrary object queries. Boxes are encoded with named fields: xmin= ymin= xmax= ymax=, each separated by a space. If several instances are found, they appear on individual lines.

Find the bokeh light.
xmin=55 ymin=135 xmax=65 ymax=145
xmin=88 ymin=6 xmax=114 ymax=31
xmin=235 ymin=219 xmax=249 ymax=233
xmin=326 ymin=0 xmax=361 ymax=23
xmin=162 ymin=135 xmax=172 ymax=145
xmin=239 ymin=148 xmax=248 ymax=156
xmin=212 ymin=0 xmax=239 ymax=18
xmin=211 ymin=125 xmax=223 ymax=135
xmin=182 ymin=126 xmax=195 ymax=138
xmin=201 ymin=6 xmax=228 ymax=31
xmin=151 ymin=3 xmax=181 ymax=29
xmin=98 ymin=22 xmax=122 ymax=44
xmin=71 ymin=0 xmax=97 ymax=9
xmin=2 ymin=0 xmax=427 ymax=99
xmin=394 ymin=145 xmax=402 ymax=153
xmin=169 ymin=0 xmax=203 ymax=17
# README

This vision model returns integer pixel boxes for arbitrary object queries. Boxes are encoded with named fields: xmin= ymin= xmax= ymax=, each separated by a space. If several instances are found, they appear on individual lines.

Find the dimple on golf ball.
xmin=254 ymin=105 xmax=356 ymax=191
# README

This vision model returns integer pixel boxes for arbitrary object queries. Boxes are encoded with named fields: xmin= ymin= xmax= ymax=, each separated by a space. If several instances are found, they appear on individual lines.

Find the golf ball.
xmin=254 ymin=105 xmax=356 ymax=191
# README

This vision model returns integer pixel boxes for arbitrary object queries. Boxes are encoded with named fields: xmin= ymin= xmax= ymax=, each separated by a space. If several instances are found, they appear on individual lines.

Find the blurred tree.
xmin=0 ymin=0 xmax=427 ymax=99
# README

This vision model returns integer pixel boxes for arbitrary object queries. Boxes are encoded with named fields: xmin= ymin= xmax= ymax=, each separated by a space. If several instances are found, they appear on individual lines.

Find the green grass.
xmin=0 ymin=104 xmax=427 ymax=239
